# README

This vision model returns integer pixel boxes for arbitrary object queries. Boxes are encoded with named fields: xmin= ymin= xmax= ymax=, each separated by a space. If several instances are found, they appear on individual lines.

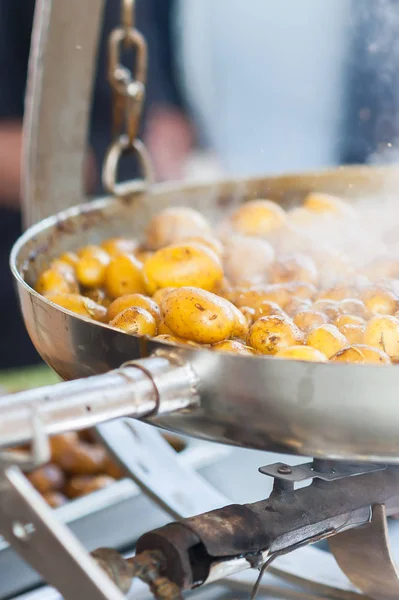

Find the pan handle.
xmin=22 ymin=0 xmax=105 ymax=228
xmin=0 ymin=353 xmax=199 ymax=450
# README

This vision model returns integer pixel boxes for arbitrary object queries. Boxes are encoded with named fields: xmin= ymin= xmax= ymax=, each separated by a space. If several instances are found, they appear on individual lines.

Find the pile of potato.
xmin=35 ymin=193 xmax=399 ymax=365
xmin=26 ymin=430 xmax=185 ymax=508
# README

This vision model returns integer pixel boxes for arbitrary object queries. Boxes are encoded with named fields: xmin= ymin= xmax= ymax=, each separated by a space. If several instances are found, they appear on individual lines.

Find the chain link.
xmin=103 ymin=0 xmax=153 ymax=197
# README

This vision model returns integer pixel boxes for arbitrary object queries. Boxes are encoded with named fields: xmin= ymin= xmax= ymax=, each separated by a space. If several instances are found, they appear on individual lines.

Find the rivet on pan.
xmin=277 ymin=465 xmax=292 ymax=475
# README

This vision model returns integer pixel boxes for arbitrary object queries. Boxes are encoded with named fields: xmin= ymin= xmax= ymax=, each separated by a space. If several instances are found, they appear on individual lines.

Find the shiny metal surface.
xmin=10 ymin=165 xmax=399 ymax=462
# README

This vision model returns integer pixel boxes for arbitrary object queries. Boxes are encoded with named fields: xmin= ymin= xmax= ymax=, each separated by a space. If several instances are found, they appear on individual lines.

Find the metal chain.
xmin=92 ymin=548 xmax=183 ymax=599
xmin=102 ymin=0 xmax=154 ymax=197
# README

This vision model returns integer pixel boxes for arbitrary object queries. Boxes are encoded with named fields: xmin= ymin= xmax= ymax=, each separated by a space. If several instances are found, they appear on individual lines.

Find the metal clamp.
xmin=259 ymin=461 xmax=386 ymax=483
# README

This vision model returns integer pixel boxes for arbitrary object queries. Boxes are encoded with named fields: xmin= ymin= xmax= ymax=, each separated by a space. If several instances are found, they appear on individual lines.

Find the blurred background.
xmin=1 ymin=0 xmax=399 ymax=370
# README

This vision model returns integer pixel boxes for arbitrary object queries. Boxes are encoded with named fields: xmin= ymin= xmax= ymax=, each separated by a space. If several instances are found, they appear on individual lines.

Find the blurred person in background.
xmin=174 ymin=0 xmax=399 ymax=175
xmin=0 ymin=0 xmax=194 ymax=369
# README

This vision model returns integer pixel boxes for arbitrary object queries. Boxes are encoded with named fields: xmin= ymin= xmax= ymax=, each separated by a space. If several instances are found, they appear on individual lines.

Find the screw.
xmin=12 ymin=521 xmax=30 ymax=543
xmin=277 ymin=465 xmax=292 ymax=475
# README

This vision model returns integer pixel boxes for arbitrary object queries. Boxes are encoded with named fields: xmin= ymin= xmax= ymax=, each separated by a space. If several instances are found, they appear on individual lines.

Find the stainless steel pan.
xmin=9 ymin=164 xmax=399 ymax=464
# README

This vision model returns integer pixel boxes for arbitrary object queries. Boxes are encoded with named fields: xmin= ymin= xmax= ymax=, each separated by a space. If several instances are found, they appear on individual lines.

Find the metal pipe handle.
xmin=0 ymin=355 xmax=199 ymax=449
xmin=22 ymin=0 xmax=105 ymax=228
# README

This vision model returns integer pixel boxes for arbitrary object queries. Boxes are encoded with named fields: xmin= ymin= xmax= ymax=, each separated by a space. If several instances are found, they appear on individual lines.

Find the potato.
xmin=303 ymin=193 xmax=355 ymax=217
xmin=288 ymin=282 xmax=317 ymax=300
xmin=316 ymin=285 xmax=358 ymax=302
xmin=223 ymin=235 xmax=274 ymax=285
xmin=59 ymin=251 xmax=79 ymax=267
xmin=145 ymin=207 xmax=212 ymax=250
xmin=144 ymin=243 xmax=223 ymax=294
xmin=109 ymin=307 xmax=157 ymax=337
xmin=64 ymin=476 xmax=93 ymax=499
xmin=307 ymin=324 xmax=347 ymax=358
xmin=84 ymin=288 xmax=110 ymax=307
xmin=252 ymin=300 xmax=287 ymax=320
xmin=104 ymin=254 xmax=147 ymax=299
xmin=331 ymin=344 xmax=391 ymax=364
xmin=294 ymin=310 xmax=327 ymax=334
xmin=43 ymin=491 xmax=68 ymax=508
xmin=36 ymin=268 xmax=77 ymax=295
xmin=240 ymin=306 xmax=256 ymax=327
xmin=338 ymin=298 xmax=366 ymax=318
xmin=50 ymin=433 xmax=80 ymax=463
xmin=275 ymin=345 xmax=327 ymax=362
xmin=184 ymin=236 xmax=223 ymax=258
xmin=228 ymin=199 xmax=286 ymax=236
xmin=56 ymin=442 xmax=106 ymax=476
xmin=107 ymin=294 xmax=160 ymax=323
xmin=312 ymin=300 xmax=341 ymax=321
xmin=235 ymin=284 xmax=291 ymax=310
xmin=361 ymin=286 xmax=398 ymax=315
xmin=212 ymin=340 xmax=256 ymax=355
xmin=284 ymin=297 xmax=312 ymax=317
xmin=157 ymin=321 xmax=174 ymax=335
xmin=77 ymin=245 xmax=110 ymax=263
xmin=152 ymin=287 xmax=175 ymax=305
xmin=334 ymin=314 xmax=365 ymax=328
xmin=45 ymin=293 xmax=107 ymax=322
xmin=247 ymin=315 xmax=304 ymax=355
xmin=101 ymin=237 xmax=138 ymax=257
xmin=103 ymin=456 xmax=125 ymax=480
xmin=28 ymin=464 xmax=66 ymax=494
xmin=76 ymin=256 xmax=107 ymax=288
xmin=81 ymin=475 xmax=116 ymax=495
xmin=289 ymin=207 xmax=315 ymax=226
xmin=161 ymin=287 xmax=235 ymax=344
xmin=269 ymin=253 xmax=318 ymax=285
xmin=338 ymin=324 xmax=365 ymax=345
xmin=134 ymin=249 xmax=154 ymax=265
xmin=364 ymin=315 xmax=399 ymax=357
xmin=230 ymin=305 xmax=249 ymax=339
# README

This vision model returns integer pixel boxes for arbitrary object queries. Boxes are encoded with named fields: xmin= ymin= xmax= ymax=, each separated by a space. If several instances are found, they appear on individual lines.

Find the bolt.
xmin=277 ymin=465 xmax=292 ymax=475
xmin=12 ymin=521 xmax=30 ymax=543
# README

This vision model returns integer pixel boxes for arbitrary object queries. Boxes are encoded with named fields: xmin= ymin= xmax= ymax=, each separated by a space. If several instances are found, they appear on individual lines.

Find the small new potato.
xmin=77 ymin=245 xmax=110 ymax=264
xmin=307 ymin=324 xmax=348 ymax=358
xmin=56 ymin=443 xmax=106 ymax=476
xmin=101 ymin=237 xmax=137 ymax=257
xmin=275 ymin=345 xmax=327 ymax=362
xmin=109 ymin=307 xmax=157 ymax=337
xmin=76 ymin=256 xmax=107 ymax=288
xmin=235 ymin=284 xmax=291 ymax=310
xmin=59 ymin=251 xmax=79 ymax=267
xmin=212 ymin=340 xmax=256 ymax=355
xmin=252 ymin=300 xmax=287 ymax=321
xmin=303 ymin=193 xmax=356 ymax=217
xmin=104 ymin=254 xmax=147 ymax=299
xmin=312 ymin=300 xmax=341 ymax=321
xmin=107 ymin=293 xmax=160 ymax=323
xmin=316 ymin=285 xmax=357 ymax=302
xmin=361 ymin=286 xmax=398 ymax=315
xmin=331 ymin=344 xmax=391 ymax=364
xmin=152 ymin=287 xmax=175 ymax=305
xmin=294 ymin=310 xmax=327 ymax=334
xmin=339 ymin=298 xmax=366 ymax=318
xmin=184 ymin=236 xmax=224 ymax=258
xmin=228 ymin=199 xmax=286 ymax=236
xmin=161 ymin=287 xmax=235 ymax=344
xmin=223 ymin=235 xmax=274 ymax=285
xmin=269 ymin=253 xmax=318 ymax=285
xmin=230 ymin=304 xmax=249 ymax=339
xmin=84 ymin=288 xmax=110 ymax=307
xmin=28 ymin=464 xmax=66 ymax=494
xmin=145 ymin=207 xmax=212 ymax=250
xmin=43 ymin=491 xmax=68 ymax=508
xmin=247 ymin=315 xmax=304 ymax=355
xmin=338 ymin=324 xmax=365 ymax=345
xmin=288 ymin=282 xmax=317 ymax=300
xmin=334 ymin=314 xmax=365 ymax=328
xmin=144 ymin=243 xmax=223 ymax=294
xmin=364 ymin=315 xmax=399 ymax=357
xmin=284 ymin=297 xmax=312 ymax=317
xmin=36 ymin=268 xmax=77 ymax=295
xmin=45 ymin=293 xmax=107 ymax=322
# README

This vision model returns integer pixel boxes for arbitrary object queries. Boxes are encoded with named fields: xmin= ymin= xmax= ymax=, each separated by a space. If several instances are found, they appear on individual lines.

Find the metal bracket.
xmin=259 ymin=461 xmax=386 ymax=483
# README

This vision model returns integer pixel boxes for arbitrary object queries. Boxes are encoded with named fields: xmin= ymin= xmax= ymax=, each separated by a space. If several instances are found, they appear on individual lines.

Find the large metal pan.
xmin=9 ymin=164 xmax=399 ymax=464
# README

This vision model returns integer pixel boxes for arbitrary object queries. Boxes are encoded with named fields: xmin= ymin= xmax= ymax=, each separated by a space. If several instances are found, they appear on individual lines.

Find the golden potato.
xmin=134 ymin=249 xmax=154 ymax=265
xmin=223 ymin=235 xmax=274 ymax=285
xmin=288 ymin=282 xmax=317 ymax=300
xmin=293 ymin=310 xmax=327 ymax=334
xmin=36 ymin=268 xmax=77 ymax=295
xmin=152 ymin=287 xmax=175 ymax=305
xmin=247 ymin=315 xmax=304 ymax=355
xmin=143 ymin=243 xmax=223 ymax=294
xmin=307 ymin=324 xmax=348 ymax=358
xmin=50 ymin=259 xmax=76 ymax=280
xmin=77 ymin=245 xmax=110 ymax=264
xmin=101 ymin=237 xmax=137 ymax=257
xmin=43 ymin=491 xmax=68 ymax=508
xmin=76 ymin=256 xmax=107 ymax=288
xmin=339 ymin=298 xmax=366 ymax=318
xmin=284 ymin=297 xmax=312 ymax=317
xmin=235 ymin=284 xmax=291 ymax=310
xmin=107 ymin=293 xmax=160 ymax=323
xmin=104 ymin=254 xmax=147 ymax=299
xmin=184 ymin=236 xmax=224 ymax=258
xmin=312 ymin=300 xmax=341 ymax=321
xmin=28 ymin=464 xmax=66 ymax=494
xmin=362 ymin=286 xmax=398 ymax=315
xmin=331 ymin=344 xmax=391 ymax=364
xmin=316 ymin=285 xmax=357 ymax=302
xmin=109 ymin=307 xmax=157 ymax=336
xmin=303 ymin=192 xmax=355 ymax=217
xmin=252 ymin=300 xmax=287 ymax=320
xmin=158 ymin=321 xmax=174 ymax=335
xmin=50 ymin=433 xmax=79 ymax=463
xmin=228 ymin=199 xmax=286 ymax=236
xmin=230 ymin=305 xmax=250 ymax=339
xmin=275 ymin=345 xmax=327 ymax=362
xmin=56 ymin=443 xmax=106 ymax=476
xmin=269 ymin=253 xmax=318 ymax=285
xmin=212 ymin=340 xmax=256 ymax=355
xmin=45 ymin=293 xmax=107 ymax=322
xmin=81 ymin=475 xmax=116 ymax=496
xmin=84 ymin=288 xmax=110 ymax=307
xmin=59 ymin=251 xmax=79 ymax=267
xmin=161 ymin=287 xmax=235 ymax=344
xmin=364 ymin=315 xmax=399 ymax=357
xmin=240 ymin=306 xmax=256 ymax=327
xmin=145 ymin=207 xmax=212 ymax=250
xmin=338 ymin=324 xmax=365 ymax=345
xmin=334 ymin=314 xmax=365 ymax=328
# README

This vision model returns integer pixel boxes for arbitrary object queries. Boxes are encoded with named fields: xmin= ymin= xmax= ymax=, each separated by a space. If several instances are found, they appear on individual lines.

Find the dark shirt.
xmin=0 ymin=0 xmax=181 ymax=368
